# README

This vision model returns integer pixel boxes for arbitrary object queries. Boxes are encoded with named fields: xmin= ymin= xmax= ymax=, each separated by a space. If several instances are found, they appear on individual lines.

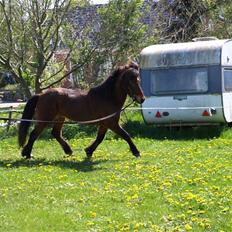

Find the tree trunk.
xmin=35 ymin=75 xmax=42 ymax=94
xmin=12 ymin=73 xmax=32 ymax=100
xmin=35 ymin=53 xmax=45 ymax=94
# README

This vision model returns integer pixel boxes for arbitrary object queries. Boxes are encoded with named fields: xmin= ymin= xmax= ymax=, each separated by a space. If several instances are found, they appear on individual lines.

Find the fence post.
xmin=6 ymin=106 xmax=13 ymax=132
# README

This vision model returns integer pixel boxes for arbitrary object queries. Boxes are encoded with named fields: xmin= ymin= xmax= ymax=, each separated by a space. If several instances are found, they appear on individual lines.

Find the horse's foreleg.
xmin=85 ymin=126 xmax=107 ymax=158
xmin=21 ymin=123 xmax=46 ymax=159
xmin=110 ymin=124 xmax=140 ymax=157
xmin=51 ymin=120 xmax=72 ymax=155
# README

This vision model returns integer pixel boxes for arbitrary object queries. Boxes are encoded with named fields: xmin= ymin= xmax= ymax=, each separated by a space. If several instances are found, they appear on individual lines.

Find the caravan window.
xmin=224 ymin=69 xmax=232 ymax=91
xmin=151 ymin=67 xmax=208 ymax=95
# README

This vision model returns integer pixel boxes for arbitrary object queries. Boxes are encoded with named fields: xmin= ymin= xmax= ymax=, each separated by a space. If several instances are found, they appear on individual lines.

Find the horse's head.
xmin=122 ymin=68 xmax=145 ymax=104
xmin=125 ymin=60 xmax=139 ymax=70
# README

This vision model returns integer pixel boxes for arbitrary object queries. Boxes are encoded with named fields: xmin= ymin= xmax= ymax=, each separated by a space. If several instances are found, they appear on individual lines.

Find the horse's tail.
xmin=18 ymin=95 xmax=39 ymax=147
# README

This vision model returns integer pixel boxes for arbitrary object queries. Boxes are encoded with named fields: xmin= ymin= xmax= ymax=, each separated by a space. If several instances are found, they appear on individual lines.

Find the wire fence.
xmin=0 ymin=106 xmax=23 ymax=131
xmin=0 ymin=102 xmax=228 ymax=132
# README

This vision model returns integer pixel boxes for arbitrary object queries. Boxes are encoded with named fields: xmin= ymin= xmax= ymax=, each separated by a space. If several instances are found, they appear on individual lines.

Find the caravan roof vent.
xmin=192 ymin=37 xmax=218 ymax=42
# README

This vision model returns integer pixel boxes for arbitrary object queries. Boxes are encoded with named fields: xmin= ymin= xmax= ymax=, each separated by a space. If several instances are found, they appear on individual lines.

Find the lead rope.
xmin=0 ymin=100 xmax=135 ymax=125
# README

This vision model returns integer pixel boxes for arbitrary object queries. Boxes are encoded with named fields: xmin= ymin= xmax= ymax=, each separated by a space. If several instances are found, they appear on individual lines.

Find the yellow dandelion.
xmin=184 ymin=224 xmax=193 ymax=231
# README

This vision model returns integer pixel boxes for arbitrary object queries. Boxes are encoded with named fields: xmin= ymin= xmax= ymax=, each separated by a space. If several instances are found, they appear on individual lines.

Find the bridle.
xmin=127 ymin=75 xmax=142 ymax=102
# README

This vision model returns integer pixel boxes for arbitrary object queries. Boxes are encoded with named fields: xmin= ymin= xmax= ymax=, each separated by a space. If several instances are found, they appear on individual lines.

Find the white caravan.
xmin=140 ymin=38 xmax=232 ymax=126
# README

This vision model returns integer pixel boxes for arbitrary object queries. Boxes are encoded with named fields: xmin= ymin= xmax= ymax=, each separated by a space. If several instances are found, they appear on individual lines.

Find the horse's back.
xmin=35 ymin=88 xmax=88 ymax=120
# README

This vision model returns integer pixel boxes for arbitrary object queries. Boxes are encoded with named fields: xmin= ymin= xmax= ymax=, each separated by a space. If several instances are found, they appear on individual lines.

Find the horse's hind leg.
xmin=21 ymin=123 xmax=47 ymax=159
xmin=51 ymin=119 xmax=73 ymax=155
xmin=85 ymin=126 xmax=107 ymax=158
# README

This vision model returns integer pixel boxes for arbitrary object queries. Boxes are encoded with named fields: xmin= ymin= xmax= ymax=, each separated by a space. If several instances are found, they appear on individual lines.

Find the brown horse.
xmin=18 ymin=62 xmax=145 ymax=159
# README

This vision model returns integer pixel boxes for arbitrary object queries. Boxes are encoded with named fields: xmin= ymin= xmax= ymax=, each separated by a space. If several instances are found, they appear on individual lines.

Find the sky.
xmin=91 ymin=0 xmax=109 ymax=4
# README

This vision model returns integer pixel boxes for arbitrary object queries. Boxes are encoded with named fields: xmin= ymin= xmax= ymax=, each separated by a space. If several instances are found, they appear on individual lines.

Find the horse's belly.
xmin=59 ymin=100 xmax=91 ymax=121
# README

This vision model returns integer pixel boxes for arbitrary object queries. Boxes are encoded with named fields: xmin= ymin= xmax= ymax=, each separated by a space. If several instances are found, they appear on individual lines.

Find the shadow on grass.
xmin=0 ymin=157 xmax=109 ymax=172
xmin=123 ymin=120 xmax=224 ymax=140
xmin=48 ymin=120 xmax=225 ymax=141
xmin=0 ymin=124 xmax=98 ymax=141
xmin=0 ymin=112 xmax=226 ymax=141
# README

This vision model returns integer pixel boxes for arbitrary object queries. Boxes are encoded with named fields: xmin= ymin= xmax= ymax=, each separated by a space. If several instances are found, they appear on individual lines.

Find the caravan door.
xmin=221 ymin=41 xmax=232 ymax=123
xmin=222 ymin=68 xmax=232 ymax=122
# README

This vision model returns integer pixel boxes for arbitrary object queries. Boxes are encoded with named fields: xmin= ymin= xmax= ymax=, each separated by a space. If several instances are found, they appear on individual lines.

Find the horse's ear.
xmin=126 ymin=60 xmax=139 ymax=70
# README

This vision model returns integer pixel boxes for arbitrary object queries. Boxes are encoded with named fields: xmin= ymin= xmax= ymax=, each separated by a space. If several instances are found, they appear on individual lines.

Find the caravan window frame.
xmin=150 ymin=66 xmax=209 ymax=95
xmin=223 ymin=68 xmax=232 ymax=92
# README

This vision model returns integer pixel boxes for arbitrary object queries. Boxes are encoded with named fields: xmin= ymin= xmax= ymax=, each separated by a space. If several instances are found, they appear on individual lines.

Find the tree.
xmin=154 ymin=0 xmax=210 ymax=42
xmin=74 ymin=0 xmax=157 ymax=88
xmin=0 ymin=0 xmax=90 ymax=98
xmin=0 ymin=0 xmax=157 ymax=95
xmin=98 ymin=0 xmax=147 ymax=65
xmin=205 ymin=0 xmax=232 ymax=38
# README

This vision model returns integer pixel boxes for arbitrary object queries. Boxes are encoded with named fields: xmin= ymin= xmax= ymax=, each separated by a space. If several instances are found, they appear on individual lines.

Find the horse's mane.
xmin=89 ymin=61 xmax=139 ymax=99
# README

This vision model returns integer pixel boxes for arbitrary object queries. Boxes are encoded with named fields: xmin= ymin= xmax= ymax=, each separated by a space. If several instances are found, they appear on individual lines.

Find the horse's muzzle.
xmin=134 ymin=95 xmax=145 ymax=104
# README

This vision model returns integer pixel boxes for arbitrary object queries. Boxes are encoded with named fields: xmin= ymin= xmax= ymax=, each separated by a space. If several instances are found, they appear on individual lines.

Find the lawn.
xmin=0 ymin=111 xmax=231 ymax=231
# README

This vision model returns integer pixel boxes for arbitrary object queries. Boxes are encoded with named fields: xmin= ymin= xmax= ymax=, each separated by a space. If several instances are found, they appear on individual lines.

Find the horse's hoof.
xmin=85 ymin=156 xmax=93 ymax=161
xmin=86 ymin=152 xmax=93 ymax=158
xmin=85 ymin=150 xmax=93 ymax=159
xmin=21 ymin=150 xmax=32 ymax=159
xmin=133 ymin=153 xmax=141 ymax=158
xmin=65 ymin=151 xmax=73 ymax=156
xmin=64 ymin=154 xmax=72 ymax=158
xmin=26 ymin=155 xmax=34 ymax=160
xmin=64 ymin=146 xmax=73 ymax=155
xmin=84 ymin=148 xmax=93 ymax=158
xmin=23 ymin=154 xmax=34 ymax=159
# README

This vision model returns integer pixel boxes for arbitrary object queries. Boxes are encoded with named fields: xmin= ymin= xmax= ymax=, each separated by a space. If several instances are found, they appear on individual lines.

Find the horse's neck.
xmin=89 ymin=77 xmax=127 ymax=109
xmin=114 ymin=79 xmax=127 ymax=108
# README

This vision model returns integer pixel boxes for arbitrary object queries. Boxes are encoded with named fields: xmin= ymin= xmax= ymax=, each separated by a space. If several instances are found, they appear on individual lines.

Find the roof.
xmin=140 ymin=39 xmax=232 ymax=68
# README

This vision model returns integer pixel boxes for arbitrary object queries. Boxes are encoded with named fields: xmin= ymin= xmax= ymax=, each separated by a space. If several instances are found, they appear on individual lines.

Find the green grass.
xmin=0 ymin=111 xmax=232 ymax=231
